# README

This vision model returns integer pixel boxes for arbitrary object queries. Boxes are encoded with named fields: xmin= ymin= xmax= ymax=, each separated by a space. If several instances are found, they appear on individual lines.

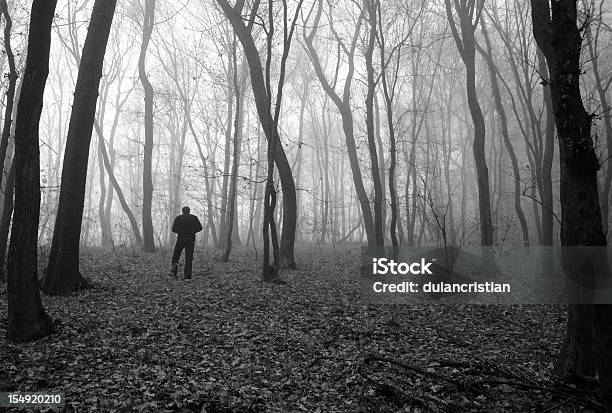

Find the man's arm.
xmin=171 ymin=216 xmax=179 ymax=233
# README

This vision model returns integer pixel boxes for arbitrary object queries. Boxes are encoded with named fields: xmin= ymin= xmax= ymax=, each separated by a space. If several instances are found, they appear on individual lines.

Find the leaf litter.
xmin=0 ymin=245 xmax=600 ymax=412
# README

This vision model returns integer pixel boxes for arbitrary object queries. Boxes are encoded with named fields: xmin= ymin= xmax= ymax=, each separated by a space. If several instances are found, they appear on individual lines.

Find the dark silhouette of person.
xmin=170 ymin=206 xmax=202 ymax=279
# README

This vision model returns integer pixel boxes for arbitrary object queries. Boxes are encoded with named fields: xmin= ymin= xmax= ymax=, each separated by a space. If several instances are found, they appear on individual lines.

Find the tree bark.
xmin=0 ymin=154 xmax=14 ymax=272
xmin=584 ymin=10 xmax=612 ymax=235
xmin=216 ymin=0 xmax=299 ymax=269
xmin=537 ymin=49 xmax=555 ymax=247
xmin=218 ymin=35 xmax=234 ymax=249
xmin=0 ymin=0 xmax=17 ymax=278
xmin=138 ymin=0 xmax=156 ymax=252
xmin=6 ymin=0 xmax=57 ymax=342
xmin=95 ymin=122 xmax=143 ymax=246
xmin=364 ymin=0 xmax=384 ymax=246
xmin=304 ymin=0 xmax=376 ymax=246
xmin=42 ymin=0 xmax=116 ymax=295
xmin=221 ymin=38 xmax=243 ymax=262
xmin=531 ymin=0 xmax=612 ymax=407
xmin=0 ymin=0 xmax=17 ymax=191
xmin=376 ymin=2 xmax=403 ymax=247
xmin=477 ymin=21 xmax=529 ymax=245
xmin=445 ymin=0 xmax=494 ymax=246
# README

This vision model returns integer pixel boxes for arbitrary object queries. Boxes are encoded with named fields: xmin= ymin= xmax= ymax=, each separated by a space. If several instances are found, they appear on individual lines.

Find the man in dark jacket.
xmin=170 ymin=206 xmax=203 ymax=279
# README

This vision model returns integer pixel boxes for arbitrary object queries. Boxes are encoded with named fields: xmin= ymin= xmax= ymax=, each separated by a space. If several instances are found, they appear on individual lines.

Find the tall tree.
xmin=584 ymin=0 xmax=612 ymax=235
xmin=215 ymin=0 xmax=301 ymax=271
xmin=476 ymin=19 xmax=529 ymax=246
xmin=531 ymin=0 xmax=612 ymax=407
xmin=445 ymin=0 xmax=494 ymax=245
xmin=303 ymin=0 xmax=375 ymax=246
xmin=221 ymin=35 xmax=243 ymax=262
xmin=0 ymin=0 xmax=18 ymax=277
xmin=95 ymin=121 xmax=144 ymax=247
xmin=138 ymin=0 xmax=157 ymax=252
xmin=0 ymin=0 xmax=16 ymax=191
xmin=364 ymin=0 xmax=384 ymax=246
xmin=42 ymin=0 xmax=117 ymax=295
xmin=6 ymin=0 xmax=57 ymax=342
xmin=377 ymin=4 xmax=400 ymax=247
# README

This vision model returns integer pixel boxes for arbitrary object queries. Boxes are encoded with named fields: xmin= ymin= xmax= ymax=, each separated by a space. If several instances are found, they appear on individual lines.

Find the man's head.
xmin=182 ymin=206 xmax=190 ymax=215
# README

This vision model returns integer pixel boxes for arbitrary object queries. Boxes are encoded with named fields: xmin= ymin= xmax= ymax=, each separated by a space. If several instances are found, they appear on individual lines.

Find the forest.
xmin=1 ymin=0 xmax=612 ymax=411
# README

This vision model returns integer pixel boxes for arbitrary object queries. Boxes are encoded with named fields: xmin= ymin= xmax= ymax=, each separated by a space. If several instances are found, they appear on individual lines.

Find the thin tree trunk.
xmin=538 ymin=49 xmax=555 ymax=247
xmin=378 ymin=9 xmax=399 ymax=247
xmin=138 ymin=0 xmax=156 ymax=252
xmin=221 ymin=39 xmax=243 ymax=262
xmin=0 ymin=0 xmax=17 ymax=190
xmin=0 ymin=0 xmax=18 ymax=277
xmin=218 ymin=40 xmax=234 ymax=249
xmin=304 ymin=1 xmax=376 ymax=247
xmin=97 ymin=141 xmax=111 ymax=247
xmin=364 ymin=0 xmax=384 ymax=246
xmin=95 ymin=122 xmax=143 ymax=246
xmin=445 ymin=0 xmax=493 ymax=246
xmin=478 ymin=21 xmax=529 ymax=245
xmin=0 ymin=160 xmax=14 ymax=278
xmin=216 ymin=0 xmax=300 ymax=270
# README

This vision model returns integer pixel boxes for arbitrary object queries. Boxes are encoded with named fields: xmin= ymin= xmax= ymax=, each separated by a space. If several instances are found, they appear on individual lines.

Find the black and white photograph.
xmin=1 ymin=0 xmax=612 ymax=411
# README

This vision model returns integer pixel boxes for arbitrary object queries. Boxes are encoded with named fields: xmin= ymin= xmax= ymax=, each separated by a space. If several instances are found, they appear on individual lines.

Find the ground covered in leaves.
xmin=0 ymin=245 xmax=602 ymax=412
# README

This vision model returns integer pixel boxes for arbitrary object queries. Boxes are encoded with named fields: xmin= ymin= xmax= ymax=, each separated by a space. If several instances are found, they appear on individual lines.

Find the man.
xmin=170 ymin=206 xmax=202 ymax=279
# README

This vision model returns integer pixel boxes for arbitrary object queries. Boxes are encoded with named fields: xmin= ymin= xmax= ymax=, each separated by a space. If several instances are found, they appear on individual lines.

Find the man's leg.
xmin=184 ymin=242 xmax=194 ymax=279
xmin=170 ymin=240 xmax=184 ymax=277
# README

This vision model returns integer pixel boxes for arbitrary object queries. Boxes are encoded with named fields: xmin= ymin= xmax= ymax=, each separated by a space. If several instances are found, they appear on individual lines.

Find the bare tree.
xmin=6 ymin=0 xmax=57 ymax=342
xmin=531 ymin=0 xmax=612 ymax=407
xmin=303 ymin=0 xmax=376 ymax=247
xmin=221 ymin=36 xmax=244 ymax=262
xmin=138 ymin=0 xmax=157 ymax=252
xmin=476 ymin=19 xmax=529 ymax=245
xmin=215 ymin=0 xmax=302 ymax=274
xmin=445 ymin=0 xmax=494 ymax=246
xmin=0 ymin=0 xmax=18 ymax=277
xmin=43 ymin=0 xmax=117 ymax=295
xmin=363 ymin=0 xmax=384 ymax=246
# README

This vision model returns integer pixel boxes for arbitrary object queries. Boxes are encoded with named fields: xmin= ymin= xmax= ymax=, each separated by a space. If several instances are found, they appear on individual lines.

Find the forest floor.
xmin=0 ymin=245 xmax=603 ymax=412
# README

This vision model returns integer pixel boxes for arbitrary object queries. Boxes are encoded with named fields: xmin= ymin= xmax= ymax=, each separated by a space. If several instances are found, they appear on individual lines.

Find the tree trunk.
xmin=364 ymin=0 xmax=384 ymax=246
xmin=95 ymin=122 xmax=143 ymax=246
xmin=293 ymin=80 xmax=308 ymax=243
xmin=585 ymin=15 xmax=612 ymax=235
xmin=6 ymin=0 xmax=57 ymax=342
xmin=531 ymin=0 xmax=612 ymax=407
xmin=538 ymin=49 xmax=555 ymax=247
xmin=378 ymin=4 xmax=400 ymax=247
xmin=216 ymin=0 xmax=299 ymax=269
xmin=221 ymin=40 xmax=243 ymax=262
xmin=445 ymin=0 xmax=493 ymax=246
xmin=304 ymin=1 xmax=376 ymax=247
xmin=0 ymin=0 xmax=17 ymax=278
xmin=218 ymin=42 xmax=234 ymax=249
xmin=478 ymin=21 xmax=529 ymax=245
xmin=42 ymin=0 xmax=116 ymax=295
xmin=97 ymin=143 xmax=111 ymax=247
xmin=0 ymin=0 xmax=17 ymax=191
xmin=138 ymin=0 xmax=156 ymax=252
xmin=0 ymin=160 xmax=14 ymax=278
